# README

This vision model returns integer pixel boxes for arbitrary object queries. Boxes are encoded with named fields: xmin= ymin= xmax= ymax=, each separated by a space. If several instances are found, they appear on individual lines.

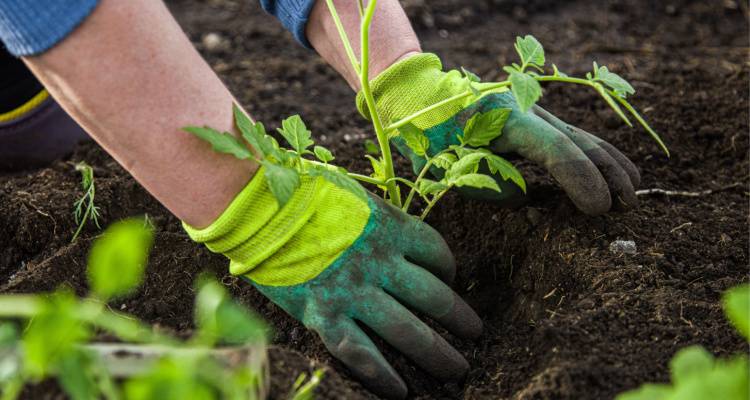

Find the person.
xmin=0 ymin=1 xmax=641 ymax=398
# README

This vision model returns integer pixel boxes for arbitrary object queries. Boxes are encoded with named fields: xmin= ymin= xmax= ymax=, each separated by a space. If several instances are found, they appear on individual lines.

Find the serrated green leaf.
xmin=515 ymin=35 xmax=545 ymax=68
xmin=184 ymin=126 xmax=253 ymax=160
xmin=486 ymin=155 xmax=526 ymax=193
xmin=462 ymin=108 xmax=511 ymax=147
xmin=510 ymin=71 xmax=542 ymax=113
xmin=453 ymin=174 xmax=501 ymax=192
xmin=418 ymin=179 xmax=449 ymax=195
xmin=277 ymin=115 xmax=314 ymax=155
xmin=723 ymin=284 xmax=750 ymax=341
xmin=461 ymin=67 xmax=481 ymax=82
xmin=261 ymin=161 xmax=300 ymax=207
xmin=432 ymin=153 xmax=457 ymax=170
xmin=670 ymin=346 xmax=715 ymax=385
xmin=447 ymin=152 xmax=487 ymax=179
xmin=398 ymin=124 xmax=430 ymax=157
xmin=88 ymin=219 xmax=153 ymax=300
xmin=364 ymin=139 xmax=380 ymax=155
xmin=365 ymin=155 xmax=387 ymax=191
xmin=596 ymin=65 xmax=635 ymax=98
xmin=308 ymin=165 xmax=367 ymax=201
xmin=313 ymin=146 xmax=334 ymax=163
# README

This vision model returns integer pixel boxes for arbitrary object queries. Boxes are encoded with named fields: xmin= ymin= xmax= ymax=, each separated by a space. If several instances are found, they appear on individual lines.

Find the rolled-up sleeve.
xmin=0 ymin=0 xmax=100 ymax=56
xmin=259 ymin=0 xmax=318 ymax=48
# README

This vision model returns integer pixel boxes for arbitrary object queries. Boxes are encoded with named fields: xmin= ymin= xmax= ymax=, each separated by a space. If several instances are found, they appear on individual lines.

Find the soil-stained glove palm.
xmin=357 ymin=53 xmax=642 ymax=215
xmin=184 ymin=168 xmax=482 ymax=399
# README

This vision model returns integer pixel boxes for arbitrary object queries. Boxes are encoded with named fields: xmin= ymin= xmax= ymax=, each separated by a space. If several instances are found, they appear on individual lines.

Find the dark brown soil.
xmin=2 ymin=0 xmax=748 ymax=399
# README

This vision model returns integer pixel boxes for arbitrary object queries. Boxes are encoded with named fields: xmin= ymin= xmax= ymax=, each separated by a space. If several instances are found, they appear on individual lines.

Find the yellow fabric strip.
xmin=0 ymin=89 xmax=48 ymax=123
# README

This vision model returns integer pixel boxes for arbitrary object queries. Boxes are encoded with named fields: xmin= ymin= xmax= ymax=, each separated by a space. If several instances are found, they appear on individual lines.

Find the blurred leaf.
xmin=462 ymin=108 xmax=511 ymax=147
xmin=670 ymin=346 xmax=714 ymax=385
xmin=364 ymin=139 xmax=380 ymax=155
xmin=57 ymin=350 xmax=98 ymax=400
xmin=22 ymin=291 xmax=90 ymax=378
xmin=195 ymin=278 xmax=267 ymax=345
xmin=397 ymin=124 xmax=430 ymax=157
xmin=510 ymin=71 xmax=542 ymax=113
xmin=261 ymin=162 xmax=300 ymax=207
xmin=313 ymin=146 xmax=334 ymax=163
xmin=277 ymin=115 xmax=314 ymax=155
xmin=615 ymin=384 xmax=672 ymax=400
xmin=184 ymin=126 xmax=252 ymax=160
xmin=124 ymin=357 xmax=216 ymax=400
xmin=88 ymin=219 xmax=154 ymax=300
xmin=723 ymin=284 xmax=750 ymax=341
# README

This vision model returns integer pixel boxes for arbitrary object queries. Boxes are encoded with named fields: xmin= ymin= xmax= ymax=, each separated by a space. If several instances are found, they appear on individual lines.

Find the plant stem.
xmin=402 ymin=158 xmax=434 ymax=213
xmin=420 ymin=188 xmax=451 ymax=220
xmin=348 ymin=172 xmax=384 ymax=186
xmin=324 ymin=0 xmax=360 ymax=75
xmin=610 ymin=93 xmax=670 ymax=157
xmin=359 ymin=0 xmax=402 ymax=207
xmin=386 ymin=81 xmax=512 ymax=131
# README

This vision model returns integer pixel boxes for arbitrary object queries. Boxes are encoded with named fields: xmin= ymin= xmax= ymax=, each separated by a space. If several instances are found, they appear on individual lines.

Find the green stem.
xmin=359 ymin=0 xmax=401 ymax=207
xmin=386 ymin=81 xmax=511 ymax=132
xmin=402 ymin=158 xmax=434 ymax=213
xmin=610 ymin=93 xmax=670 ymax=157
xmin=384 ymin=177 xmax=418 ymax=190
xmin=324 ymin=0 xmax=360 ymax=75
xmin=420 ymin=188 xmax=451 ymax=220
xmin=348 ymin=172 xmax=384 ymax=186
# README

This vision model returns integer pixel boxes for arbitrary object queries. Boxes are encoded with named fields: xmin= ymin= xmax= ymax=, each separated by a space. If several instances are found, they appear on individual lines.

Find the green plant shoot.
xmin=71 ymin=161 xmax=102 ymax=242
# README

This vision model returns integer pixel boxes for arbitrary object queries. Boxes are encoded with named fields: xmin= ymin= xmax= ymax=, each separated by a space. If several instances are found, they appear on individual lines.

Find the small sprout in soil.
xmin=289 ymin=369 xmax=325 ymax=400
xmin=71 ymin=161 xmax=102 ymax=242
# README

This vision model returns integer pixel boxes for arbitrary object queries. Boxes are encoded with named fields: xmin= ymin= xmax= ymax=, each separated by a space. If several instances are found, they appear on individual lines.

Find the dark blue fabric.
xmin=259 ymin=0 xmax=317 ymax=48
xmin=0 ymin=0 xmax=100 ymax=56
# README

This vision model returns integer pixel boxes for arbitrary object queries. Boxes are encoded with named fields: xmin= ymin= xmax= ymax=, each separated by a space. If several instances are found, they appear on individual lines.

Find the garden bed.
xmin=1 ymin=0 xmax=747 ymax=398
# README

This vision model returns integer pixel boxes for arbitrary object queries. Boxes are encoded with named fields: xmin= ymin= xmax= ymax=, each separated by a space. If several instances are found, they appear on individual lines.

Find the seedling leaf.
xmin=398 ymin=124 xmax=430 ymax=157
xmin=431 ymin=153 xmax=457 ymax=170
xmin=723 ymin=284 xmax=750 ymax=341
xmin=88 ymin=219 xmax=154 ymax=300
xmin=462 ymin=108 xmax=511 ymax=147
xmin=418 ymin=179 xmax=449 ymax=195
xmin=515 ymin=35 xmax=545 ymax=68
xmin=486 ymin=155 xmax=527 ymax=193
xmin=460 ymin=67 xmax=481 ymax=82
xmin=313 ymin=146 xmax=334 ymax=163
xmin=308 ymin=165 xmax=368 ymax=201
xmin=453 ymin=174 xmax=501 ymax=192
xmin=278 ymin=115 xmax=314 ymax=155
xmin=596 ymin=65 xmax=635 ymax=98
xmin=446 ymin=152 xmax=486 ymax=179
xmin=510 ymin=71 xmax=542 ymax=112
xmin=184 ymin=126 xmax=252 ymax=160
xmin=261 ymin=161 xmax=300 ymax=207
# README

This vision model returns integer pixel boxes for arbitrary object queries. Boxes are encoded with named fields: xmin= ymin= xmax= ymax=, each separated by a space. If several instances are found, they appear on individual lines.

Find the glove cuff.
xmin=183 ymin=166 xmax=325 ymax=275
xmin=355 ymin=53 xmax=467 ymax=130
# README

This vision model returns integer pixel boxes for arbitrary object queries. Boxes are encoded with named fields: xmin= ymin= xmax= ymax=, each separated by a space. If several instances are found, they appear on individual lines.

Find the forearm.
xmin=305 ymin=0 xmax=421 ymax=90
xmin=22 ymin=0 xmax=257 ymax=228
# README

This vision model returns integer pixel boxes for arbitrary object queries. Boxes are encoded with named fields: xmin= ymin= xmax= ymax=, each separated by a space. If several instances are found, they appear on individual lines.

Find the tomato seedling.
xmin=72 ymin=161 xmax=102 ymax=242
xmin=188 ymin=1 xmax=667 ymax=220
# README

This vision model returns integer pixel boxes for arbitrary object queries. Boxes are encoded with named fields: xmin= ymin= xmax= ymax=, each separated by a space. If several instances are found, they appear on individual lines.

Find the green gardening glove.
xmin=357 ymin=53 xmax=642 ymax=215
xmin=184 ymin=167 xmax=482 ymax=399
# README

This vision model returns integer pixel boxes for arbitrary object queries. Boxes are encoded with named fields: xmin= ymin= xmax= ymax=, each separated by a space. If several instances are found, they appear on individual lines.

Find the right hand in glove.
xmin=184 ymin=167 xmax=482 ymax=399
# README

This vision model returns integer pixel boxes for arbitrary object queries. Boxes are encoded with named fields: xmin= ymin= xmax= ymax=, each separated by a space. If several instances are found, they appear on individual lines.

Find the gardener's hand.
xmin=185 ymin=168 xmax=482 ymax=399
xmin=357 ymin=53 xmax=641 ymax=215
